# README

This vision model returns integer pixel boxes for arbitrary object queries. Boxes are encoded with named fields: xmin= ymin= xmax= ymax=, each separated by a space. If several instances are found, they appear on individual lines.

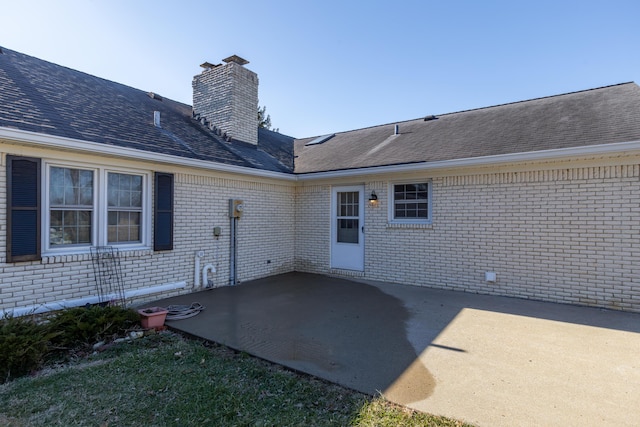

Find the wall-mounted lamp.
xmin=368 ymin=191 xmax=378 ymax=206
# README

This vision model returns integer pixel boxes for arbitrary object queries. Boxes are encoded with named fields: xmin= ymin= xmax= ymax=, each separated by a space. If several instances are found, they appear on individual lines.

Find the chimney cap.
xmin=200 ymin=61 xmax=221 ymax=69
xmin=222 ymin=55 xmax=249 ymax=66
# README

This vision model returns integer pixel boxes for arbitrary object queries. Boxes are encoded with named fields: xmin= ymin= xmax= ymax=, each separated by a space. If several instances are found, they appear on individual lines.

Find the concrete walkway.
xmin=151 ymin=272 xmax=640 ymax=426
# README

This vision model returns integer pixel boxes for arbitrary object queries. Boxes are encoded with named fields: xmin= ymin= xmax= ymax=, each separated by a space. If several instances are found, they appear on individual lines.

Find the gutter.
xmin=3 ymin=126 xmax=640 ymax=182
xmin=0 ymin=127 xmax=297 ymax=181
xmin=295 ymin=139 xmax=640 ymax=180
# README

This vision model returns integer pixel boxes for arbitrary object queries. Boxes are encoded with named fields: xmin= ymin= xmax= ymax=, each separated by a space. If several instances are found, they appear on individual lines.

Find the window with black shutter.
xmin=6 ymin=155 xmax=41 ymax=262
xmin=154 ymin=172 xmax=174 ymax=251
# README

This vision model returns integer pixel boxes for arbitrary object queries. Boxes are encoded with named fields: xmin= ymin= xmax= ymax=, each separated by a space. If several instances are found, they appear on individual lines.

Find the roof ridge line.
xmin=300 ymin=82 xmax=636 ymax=140
xmin=0 ymin=45 xmax=193 ymax=109
xmin=438 ymin=82 xmax=636 ymax=117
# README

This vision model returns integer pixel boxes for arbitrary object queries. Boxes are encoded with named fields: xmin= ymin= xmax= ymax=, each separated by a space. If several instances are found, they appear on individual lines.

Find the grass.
xmin=0 ymin=331 xmax=471 ymax=426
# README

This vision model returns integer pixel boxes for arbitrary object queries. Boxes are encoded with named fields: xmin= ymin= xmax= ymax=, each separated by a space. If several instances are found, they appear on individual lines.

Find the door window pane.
xmin=336 ymin=191 xmax=360 ymax=244
xmin=337 ymin=218 xmax=359 ymax=243
xmin=337 ymin=191 xmax=358 ymax=217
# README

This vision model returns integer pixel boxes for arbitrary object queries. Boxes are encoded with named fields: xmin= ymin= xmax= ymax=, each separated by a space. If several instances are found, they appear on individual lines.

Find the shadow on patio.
xmin=150 ymin=272 xmax=640 ymax=426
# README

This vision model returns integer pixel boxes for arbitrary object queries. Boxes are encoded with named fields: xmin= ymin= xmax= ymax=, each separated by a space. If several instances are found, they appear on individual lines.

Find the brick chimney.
xmin=192 ymin=55 xmax=258 ymax=145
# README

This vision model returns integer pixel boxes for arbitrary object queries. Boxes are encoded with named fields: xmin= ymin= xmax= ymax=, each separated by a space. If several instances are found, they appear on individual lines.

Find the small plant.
xmin=0 ymin=314 xmax=58 ymax=383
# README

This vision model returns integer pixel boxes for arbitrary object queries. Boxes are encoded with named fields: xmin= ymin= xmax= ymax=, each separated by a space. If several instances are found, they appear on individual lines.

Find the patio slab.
xmin=150 ymin=272 xmax=640 ymax=426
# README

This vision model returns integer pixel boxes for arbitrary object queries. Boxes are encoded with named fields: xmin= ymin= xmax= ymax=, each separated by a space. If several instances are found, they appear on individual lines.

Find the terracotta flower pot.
xmin=138 ymin=307 xmax=169 ymax=329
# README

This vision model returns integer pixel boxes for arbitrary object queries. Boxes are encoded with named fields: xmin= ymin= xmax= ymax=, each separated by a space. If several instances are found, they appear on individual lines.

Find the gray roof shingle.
xmin=0 ymin=47 xmax=293 ymax=173
xmin=293 ymin=83 xmax=640 ymax=173
xmin=2 ymin=47 xmax=639 ymax=177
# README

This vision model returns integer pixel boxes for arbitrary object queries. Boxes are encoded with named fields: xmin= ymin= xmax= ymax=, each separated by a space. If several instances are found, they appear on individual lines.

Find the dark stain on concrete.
xmin=153 ymin=272 xmax=435 ymax=404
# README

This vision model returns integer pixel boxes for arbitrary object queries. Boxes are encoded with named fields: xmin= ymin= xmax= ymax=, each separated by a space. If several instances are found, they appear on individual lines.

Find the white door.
xmin=330 ymin=186 xmax=364 ymax=271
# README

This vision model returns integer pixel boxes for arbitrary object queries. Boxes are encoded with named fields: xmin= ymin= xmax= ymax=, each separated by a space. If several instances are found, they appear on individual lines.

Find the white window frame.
xmin=388 ymin=180 xmax=432 ymax=224
xmin=44 ymin=162 xmax=98 ymax=252
xmin=43 ymin=160 xmax=152 ymax=255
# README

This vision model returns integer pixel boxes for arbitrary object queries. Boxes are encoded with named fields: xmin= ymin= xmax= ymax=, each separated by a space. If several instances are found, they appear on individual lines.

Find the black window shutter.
xmin=6 ymin=156 xmax=41 ymax=262
xmin=154 ymin=172 xmax=174 ymax=251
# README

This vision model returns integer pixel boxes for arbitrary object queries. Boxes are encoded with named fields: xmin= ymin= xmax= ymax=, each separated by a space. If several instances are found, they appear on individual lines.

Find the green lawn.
xmin=0 ymin=332 xmax=472 ymax=426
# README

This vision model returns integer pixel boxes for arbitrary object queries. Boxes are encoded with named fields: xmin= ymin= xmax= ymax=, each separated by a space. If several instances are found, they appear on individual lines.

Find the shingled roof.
xmin=293 ymin=82 xmax=640 ymax=173
xmin=0 ymin=47 xmax=293 ymax=173
xmin=2 ymin=46 xmax=639 ymax=177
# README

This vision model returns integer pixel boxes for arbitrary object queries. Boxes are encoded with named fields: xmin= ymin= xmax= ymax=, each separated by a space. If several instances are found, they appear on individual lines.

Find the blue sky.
xmin=2 ymin=1 xmax=639 ymax=138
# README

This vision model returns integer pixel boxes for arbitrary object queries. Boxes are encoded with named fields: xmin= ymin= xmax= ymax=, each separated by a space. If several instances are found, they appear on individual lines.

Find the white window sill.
xmin=42 ymin=246 xmax=153 ymax=263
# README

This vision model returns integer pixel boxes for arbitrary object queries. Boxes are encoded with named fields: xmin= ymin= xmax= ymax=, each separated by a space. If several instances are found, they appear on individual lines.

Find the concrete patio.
xmin=150 ymin=272 xmax=640 ymax=426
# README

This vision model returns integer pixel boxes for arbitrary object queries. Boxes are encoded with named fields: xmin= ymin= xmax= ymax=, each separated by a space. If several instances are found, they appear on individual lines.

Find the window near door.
xmin=390 ymin=182 xmax=431 ymax=223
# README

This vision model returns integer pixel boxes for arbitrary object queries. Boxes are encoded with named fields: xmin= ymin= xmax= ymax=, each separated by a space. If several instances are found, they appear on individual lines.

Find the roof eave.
xmin=0 ymin=127 xmax=297 ymax=181
xmin=3 ymin=126 xmax=640 ymax=182
xmin=295 ymin=139 xmax=640 ymax=180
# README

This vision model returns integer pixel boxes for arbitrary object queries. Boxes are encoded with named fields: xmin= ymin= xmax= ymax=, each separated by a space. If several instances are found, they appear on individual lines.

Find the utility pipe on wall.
xmin=202 ymin=264 xmax=216 ymax=287
xmin=229 ymin=217 xmax=238 ymax=285
xmin=195 ymin=251 xmax=217 ymax=289
xmin=228 ymin=199 xmax=243 ymax=286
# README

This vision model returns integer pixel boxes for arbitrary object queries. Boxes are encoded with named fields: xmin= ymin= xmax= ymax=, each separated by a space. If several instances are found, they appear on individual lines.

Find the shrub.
xmin=0 ymin=315 xmax=58 ymax=383
xmin=47 ymin=305 xmax=140 ymax=349
xmin=0 ymin=305 xmax=141 ymax=383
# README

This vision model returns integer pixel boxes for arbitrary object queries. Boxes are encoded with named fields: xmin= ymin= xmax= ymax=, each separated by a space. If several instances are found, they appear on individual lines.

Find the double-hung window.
xmin=6 ymin=156 xmax=174 ymax=261
xmin=44 ymin=163 xmax=150 ymax=253
xmin=389 ymin=181 xmax=431 ymax=224
xmin=107 ymin=172 xmax=143 ymax=244
xmin=49 ymin=166 xmax=94 ymax=246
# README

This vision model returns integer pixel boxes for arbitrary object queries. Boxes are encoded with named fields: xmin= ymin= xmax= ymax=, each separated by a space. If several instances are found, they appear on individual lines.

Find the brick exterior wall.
xmin=175 ymin=173 xmax=295 ymax=284
xmin=295 ymin=162 xmax=640 ymax=313
xmin=294 ymin=184 xmax=331 ymax=273
xmin=0 ymin=150 xmax=295 ymax=313
xmin=2 ymin=145 xmax=640 ymax=314
xmin=192 ymin=61 xmax=259 ymax=145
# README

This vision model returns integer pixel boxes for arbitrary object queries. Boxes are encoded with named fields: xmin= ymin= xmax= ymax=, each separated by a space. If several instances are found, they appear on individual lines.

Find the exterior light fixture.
xmin=368 ymin=191 xmax=378 ymax=206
